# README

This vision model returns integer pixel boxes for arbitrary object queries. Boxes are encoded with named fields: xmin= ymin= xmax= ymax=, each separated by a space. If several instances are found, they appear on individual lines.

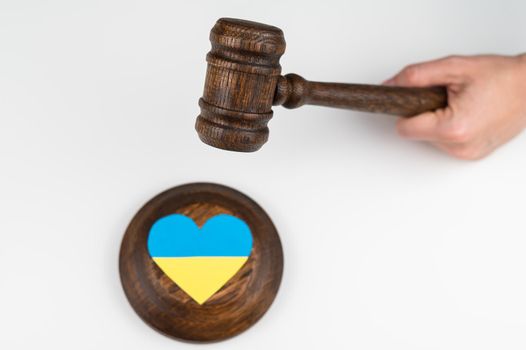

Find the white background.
xmin=1 ymin=0 xmax=525 ymax=349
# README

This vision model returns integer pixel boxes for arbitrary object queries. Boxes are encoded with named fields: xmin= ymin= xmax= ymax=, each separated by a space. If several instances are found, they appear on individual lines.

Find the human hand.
xmin=384 ymin=54 xmax=526 ymax=160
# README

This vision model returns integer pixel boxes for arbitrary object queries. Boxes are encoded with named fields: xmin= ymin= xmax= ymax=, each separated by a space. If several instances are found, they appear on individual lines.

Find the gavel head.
xmin=195 ymin=18 xmax=286 ymax=152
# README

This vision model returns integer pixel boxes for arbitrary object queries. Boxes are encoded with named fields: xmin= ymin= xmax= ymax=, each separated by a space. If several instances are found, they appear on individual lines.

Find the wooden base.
xmin=119 ymin=183 xmax=283 ymax=342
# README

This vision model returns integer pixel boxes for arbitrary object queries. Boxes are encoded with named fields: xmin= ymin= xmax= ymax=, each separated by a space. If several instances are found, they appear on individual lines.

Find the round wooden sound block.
xmin=119 ymin=183 xmax=283 ymax=342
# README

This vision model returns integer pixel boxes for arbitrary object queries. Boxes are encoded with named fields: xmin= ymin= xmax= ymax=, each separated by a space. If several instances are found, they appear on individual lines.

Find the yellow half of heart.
xmin=152 ymin=257 xmax=249 ymax=304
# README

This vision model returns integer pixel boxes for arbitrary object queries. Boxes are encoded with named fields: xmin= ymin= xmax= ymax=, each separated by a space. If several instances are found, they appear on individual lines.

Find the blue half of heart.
xmin=147 ymin=214 xmax=253 ymax=257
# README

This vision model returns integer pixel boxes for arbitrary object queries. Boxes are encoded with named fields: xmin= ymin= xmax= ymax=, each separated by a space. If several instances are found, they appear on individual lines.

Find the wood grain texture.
xmin=195 ymin=18 xmax=448 ymax=152
xmin=195 ymin=18 xmax=286 ymax=152
xmin=275 ymin=73 xmax=447 ymax=116
xmin=119 ymin=183 xmax=283 ymax=342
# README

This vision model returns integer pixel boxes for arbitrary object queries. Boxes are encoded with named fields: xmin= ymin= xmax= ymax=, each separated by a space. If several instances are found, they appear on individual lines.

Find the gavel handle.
xmin=273 ymin=73 xmax=447 ymax=117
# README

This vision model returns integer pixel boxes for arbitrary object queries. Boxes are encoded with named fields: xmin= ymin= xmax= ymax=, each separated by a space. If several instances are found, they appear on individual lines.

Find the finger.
xmin=432 ymin=140 xmax=487 ymax=161
xmin=432 ymin=142 xmax=453 ymax=154
xmin=384 ymin=56 xmax=470 ymax=88
xmin=396 ymin=111 xmax=440 ymax=141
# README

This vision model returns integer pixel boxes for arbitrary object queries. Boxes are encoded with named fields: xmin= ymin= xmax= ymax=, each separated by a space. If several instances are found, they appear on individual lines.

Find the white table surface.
xmin=1 ymin=1 xmax=525 ymax=349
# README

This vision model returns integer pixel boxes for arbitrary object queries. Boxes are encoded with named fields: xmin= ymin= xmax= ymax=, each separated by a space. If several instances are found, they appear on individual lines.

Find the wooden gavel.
xmin=196 ymin=18 xmax=447 ymax=152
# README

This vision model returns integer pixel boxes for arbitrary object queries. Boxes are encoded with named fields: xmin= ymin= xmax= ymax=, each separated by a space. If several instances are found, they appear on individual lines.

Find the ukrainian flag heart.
xmin=147 ymin=213 xmax=253 ymax=305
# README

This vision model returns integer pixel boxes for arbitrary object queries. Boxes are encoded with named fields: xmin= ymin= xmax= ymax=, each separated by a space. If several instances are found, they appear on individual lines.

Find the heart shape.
xmin=147 ymin=214 xmax=253 ymax=304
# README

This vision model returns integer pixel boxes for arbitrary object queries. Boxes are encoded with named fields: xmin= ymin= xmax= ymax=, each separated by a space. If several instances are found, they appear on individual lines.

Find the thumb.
xmin=384 ymin=56 xmax=469 ymax=88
